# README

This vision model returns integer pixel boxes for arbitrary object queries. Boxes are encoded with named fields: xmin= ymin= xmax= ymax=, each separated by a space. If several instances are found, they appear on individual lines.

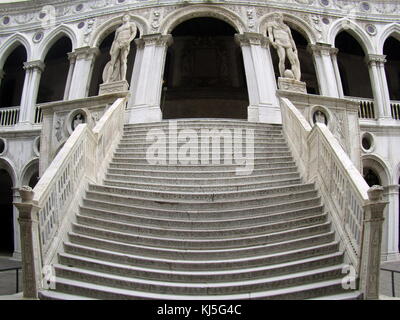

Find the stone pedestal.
xmin=278 ymin=77 xmax=307 ymax=93
xmin=99 ymin=80 xmax=129 ymax=95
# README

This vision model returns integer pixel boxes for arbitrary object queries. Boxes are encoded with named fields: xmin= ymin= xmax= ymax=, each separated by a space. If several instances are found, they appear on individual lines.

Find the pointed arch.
xmin=258 ymin=12 xmax=317 ymax=45
xmin=0 ymin=33 xmax=30 ymax=68
xmin=328 ymin=18 xmax=374 ymax=54
xmin=160 ymin=5 xmax=246 ymax=35
xmin=90 ymin=14 xmax=148 ymax=47
xmin=378 ymin=23 xmax=400 ymax=55
xmin=38 ymin=24 xmax=77 ymax=61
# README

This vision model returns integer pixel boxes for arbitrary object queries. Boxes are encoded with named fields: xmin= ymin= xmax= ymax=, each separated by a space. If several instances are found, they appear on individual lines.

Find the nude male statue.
xmin=104 ymin=14 xmax=137 ymax=83
xmin=267 ymin=13 xmax=301 ymax=81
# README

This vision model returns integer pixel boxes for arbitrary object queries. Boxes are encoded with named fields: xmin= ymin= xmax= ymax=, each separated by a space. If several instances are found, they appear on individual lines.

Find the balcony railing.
xmin=0 ymin=106 xmax=20 ymax=126
xmin=390 ymin=101 xmax=400 ymax=120
xmin=357 ymin=98 xmax=375 ymax=119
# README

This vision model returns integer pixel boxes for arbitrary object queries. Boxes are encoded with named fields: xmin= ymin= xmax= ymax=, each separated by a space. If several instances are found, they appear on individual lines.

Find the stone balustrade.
xmin=280 ymin=97 xmax=388 ymax=299
xmin=14 ymin=96 xmax=127 ymax=299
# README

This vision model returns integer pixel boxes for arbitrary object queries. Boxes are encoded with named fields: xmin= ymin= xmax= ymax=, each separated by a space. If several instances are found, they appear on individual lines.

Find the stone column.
xmin=19 ymin=60 xmax=45 ymax=125
xmin=67 ymin=47 xmax=99 ymax=100
xmin=14 ymin=188 xmax=42 ymax=299
xmin=365 ymin=54 xmax=391 ymax=119
xmin=12 ymin=188 xmax=21 ymax=259
xmin=383 ymin=185 xmax=399 ymax=260
xmin=127 ymin=34 xmax=172 ymax=123
xmin=308 ymin=43 xmax=341 ymax=98
xmin=359 ymin=186 xmax=388 ymax=300
xmin=330 ymin=47 xmax=345 ymax=98
xmin=235 ymin=33 xmax=281 ymax=124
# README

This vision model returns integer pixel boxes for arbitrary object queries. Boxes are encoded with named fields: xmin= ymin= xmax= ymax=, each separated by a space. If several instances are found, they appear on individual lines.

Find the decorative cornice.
xmin=308 ymin=43 xmax=337 ymax=57
xmin=365 ymin=54 xmax=387 ymax=66
xmin=68 ymin=46 xmax=100 ymax=61
xmin=137 ymin=33 xmax=173 ymax=47
xmin=235 ymin=32 xmax=268 ymax=48
xmin=23 ymin=60 xmax=45 ymax=72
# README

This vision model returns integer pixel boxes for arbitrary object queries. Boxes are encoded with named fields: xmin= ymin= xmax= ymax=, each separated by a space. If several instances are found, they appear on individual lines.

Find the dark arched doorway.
xmin=363 ymin=167 xmax=381 ymax=187
xmin=0 ymin=169 xmax=14 ymax=254
xmin=37 ymin=36 xmax=72 ymax=103
xmin=0 ymin=45 xmax=27 ymax=109
xmin=163 ymin=17 xmax=248 ymax=119
xmin=335 ymin=31 xmax=373 ymax=99
xmin=383 ymin=36 xmax=400 ymax=101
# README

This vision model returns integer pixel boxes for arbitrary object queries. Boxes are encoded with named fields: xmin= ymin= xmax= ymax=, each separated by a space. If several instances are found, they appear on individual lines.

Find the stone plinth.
xmin=99 ymin=80 xmax=129 ymax=95
xmin=278 ymin=77 xmax=307 ymax=93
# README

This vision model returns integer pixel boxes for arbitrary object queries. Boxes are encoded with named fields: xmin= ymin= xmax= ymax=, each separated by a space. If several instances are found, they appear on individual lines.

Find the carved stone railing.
xmin=34 ymin=105 xmax=43 ymax=124
xmin=390 ymin=101 xmax=400 ymax=120
xmin=0 ymin=106 xmax=20 ymax=126
xmin=349 ymin=97 xmax=376 ymax=120
xmin=281 ymin=97 xmax=387 ymax=299
xmin=14 ymin=96 xmax=127 ymax=298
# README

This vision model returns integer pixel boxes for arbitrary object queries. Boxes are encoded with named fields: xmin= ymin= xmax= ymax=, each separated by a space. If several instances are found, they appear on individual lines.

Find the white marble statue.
xmin=267 ymin=13 xmax=301 ymax=81
xmin=103 ymin=14 xmax=137 ymax=83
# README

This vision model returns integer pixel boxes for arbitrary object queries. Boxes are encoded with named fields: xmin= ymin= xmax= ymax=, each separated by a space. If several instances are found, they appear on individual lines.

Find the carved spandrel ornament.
xmin=102 ymin=14 xmax=137 ymax=84
xmin=267 ymin=12 xmax=302 ymax=81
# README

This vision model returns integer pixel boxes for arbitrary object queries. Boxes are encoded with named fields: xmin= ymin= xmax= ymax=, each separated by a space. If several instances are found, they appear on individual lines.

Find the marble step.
xmin=104 ymin=170 xmax=299 ymax=184
xmin=108 ymin=160 xmax=296 ymax=171
xmin=58 ymin=251 xmax=344 ymax=283
xmin=103 ymin=177 xmax=303 ymax=193
xmin=63 ymin=240 xmax=340 ymax=272
xmin=50 ymin=264 xmax=346 ymax=297
xmin=110 ymin=155 xmax=295 ymax=164
xmin=106 ymin=166 xmax=298 ymax=178
xmin=67 ymin=231 xmax=335 ymax=260
xmin=85 ymin=186 xmax=319 ymax=211
xmin=78 ymin=204 xmax=325 ymax=229
xmin=75 ymin=213 xmax=328 ymax=240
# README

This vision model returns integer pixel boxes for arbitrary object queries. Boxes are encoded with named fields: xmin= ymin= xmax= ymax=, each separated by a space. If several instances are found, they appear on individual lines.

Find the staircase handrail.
xmin=14 ymin=96 xmax=127 ymax=298
xmin=280 ymin=97 xmax=387 ymax=299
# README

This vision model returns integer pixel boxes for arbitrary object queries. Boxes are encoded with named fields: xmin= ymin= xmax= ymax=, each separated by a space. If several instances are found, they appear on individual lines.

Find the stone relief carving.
xmin=84 ymin=17 xmax=96 ymax=44
xmin=102 ymin=14 xmax=137 ymax=83
xmin=54 ymin=117 xmax=64 ymax=142
xmin=333 ymin=112 xmax=349 ymax=154
xmin=267 ymin=12 xmax=301 ymax=81
xmin=151 ymin=10 xmax=161 ymax=32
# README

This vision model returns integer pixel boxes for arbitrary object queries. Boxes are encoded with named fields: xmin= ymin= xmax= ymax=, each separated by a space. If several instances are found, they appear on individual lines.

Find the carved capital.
xmin=308 ymin=43 xmax=335 ymax=57
xmin=235 ymin=33 xmax=269 ymax=48
xmin=139 ymin=34 xmax=173 ymax=47
xmin=68 ymin=46 xmax=100 ymax=62
xmin=365 ymin=54 xmax=387 ymax=67
xmin=23 ymin=60 xmax=45 ymax=73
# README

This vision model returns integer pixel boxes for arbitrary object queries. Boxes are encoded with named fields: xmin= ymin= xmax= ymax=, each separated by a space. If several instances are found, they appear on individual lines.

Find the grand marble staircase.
xmin=38 ymin=119 xmax=360 ymax=300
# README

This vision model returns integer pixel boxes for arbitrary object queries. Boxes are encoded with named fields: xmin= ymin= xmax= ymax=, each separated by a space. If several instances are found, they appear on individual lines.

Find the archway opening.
xmin=383 ymin=36 xmax=400 ymax=101
xmin=37 ymin=36 xmax=72 ymax=103
xmin=363 ymin=167 xmax=381 ymax=187
xmin=0 ymin=169 xmax=14 ymax=254
xmin=270 ymin=27 xmax=319 ymax=94
xmin=0 ymin=45 xmax=27 ymax=108
xmin=335 ymin=31 xmax=373 ymax=98
xmin=163 ymin=17 xmax=248 ymax=119
xmin=89 ymin=29 xmax=138 ymax=96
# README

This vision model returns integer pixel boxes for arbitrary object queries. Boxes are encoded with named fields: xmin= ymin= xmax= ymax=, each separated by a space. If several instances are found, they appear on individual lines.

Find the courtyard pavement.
xmin=0 ymin=254 xmax=399 ymax=300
